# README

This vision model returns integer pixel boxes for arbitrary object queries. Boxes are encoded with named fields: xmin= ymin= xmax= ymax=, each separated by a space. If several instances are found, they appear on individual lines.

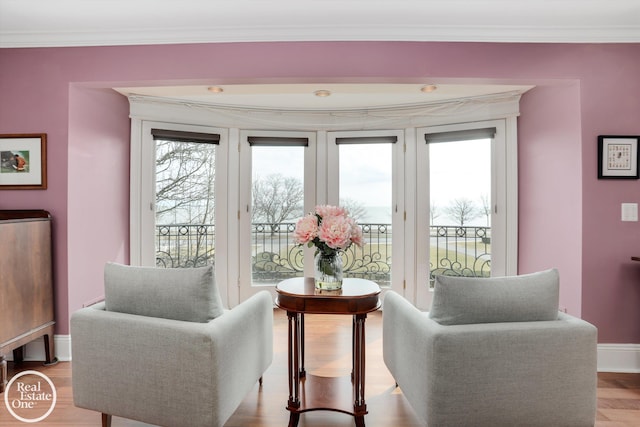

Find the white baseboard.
xmin=4 ymin=335 xmax=71 ymax=362
xmin=4 ymin=337 xmax=640 ymax=373
xmin=597 ymin=344 xmax=640 ymax=373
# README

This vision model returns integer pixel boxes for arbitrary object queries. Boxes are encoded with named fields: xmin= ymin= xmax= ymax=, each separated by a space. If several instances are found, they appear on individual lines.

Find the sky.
xmin=251 ymin=144 xmax=393 ymax=205
xmin=429 ymin=139 xmax=491 ymax=225
xmin=251 ymin=139 xmax=491 ymax=225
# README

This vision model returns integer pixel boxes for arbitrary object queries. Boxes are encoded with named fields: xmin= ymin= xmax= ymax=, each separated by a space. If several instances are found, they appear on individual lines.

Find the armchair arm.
xmin=71 ymin=291 xmax=273 ymax=427
xmin=382 ymin=290 xmax=433 ymax=411
xmin=382 ymin=291 xmax=431 ymax=389
xmin=424 ymin=313 xmax=597 ymax=426
xmin=382 ymin=291 xmax=597 ymax=426
xmin=204 ymin=291 xmax=274 ymax=421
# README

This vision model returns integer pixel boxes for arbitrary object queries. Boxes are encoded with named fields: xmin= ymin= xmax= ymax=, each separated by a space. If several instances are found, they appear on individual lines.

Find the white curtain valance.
xmin=128 ymin=91 xmax=524 ymax=131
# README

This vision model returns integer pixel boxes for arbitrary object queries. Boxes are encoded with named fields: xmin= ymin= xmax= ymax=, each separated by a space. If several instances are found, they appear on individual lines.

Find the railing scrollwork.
xmin=156 ymin=222 xmax=491 ymax=288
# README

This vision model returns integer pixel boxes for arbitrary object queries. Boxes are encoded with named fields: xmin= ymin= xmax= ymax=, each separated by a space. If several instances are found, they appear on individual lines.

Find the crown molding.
xmin=2 ymin=24 xmax=640 ymax=48
xmin=3 ymin=0 xmax=638 ymax=48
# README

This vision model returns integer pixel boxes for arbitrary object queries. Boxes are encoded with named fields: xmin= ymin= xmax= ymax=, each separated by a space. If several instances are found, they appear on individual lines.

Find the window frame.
xmin=238 ymin=129 xmax=317 ymax=302
xmin=130 ymin=120 xmax=229 ymax=302
xmin=128 ymin=92 xmax=522 ymax=309
xmin=415 ymin=119 xmax=518 ymax=309
xmin=326 ymin=129 xmax=406 ymax=297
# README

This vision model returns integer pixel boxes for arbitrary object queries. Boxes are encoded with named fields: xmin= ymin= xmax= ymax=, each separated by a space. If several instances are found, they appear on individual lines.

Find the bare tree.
xmin=480 ymin=193 xmax=491 ymax=226
xmin=155 ymin=140 xmax=216 ymax=224
xmin=430 ymin=200 xmax=441 ymax=224
xmin=154 ymin=140 xmax=217 ymax=267
xmin=444 ymin=197 xmax=481 ymax=226
xmin=340 ymin=198 xmax=367 ymax=222
xmin=252 ymin=174 xmax=304 ymax=224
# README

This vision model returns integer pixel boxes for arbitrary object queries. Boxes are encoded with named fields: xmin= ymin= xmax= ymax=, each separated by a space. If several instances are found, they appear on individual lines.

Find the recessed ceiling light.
xmin=314 ymin=89 xmax=331 ymax=97
xmin=420 ymin=84 xmax=438 ymax=93
xmin=207 ymin=86 xmax=224 ymax=93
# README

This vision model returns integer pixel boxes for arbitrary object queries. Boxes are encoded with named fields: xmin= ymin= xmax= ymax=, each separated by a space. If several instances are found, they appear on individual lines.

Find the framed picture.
xmin=0 ymin=134 xmax=47 ymax=189
xmin=598 ymin=135 xmax=640 ymax=179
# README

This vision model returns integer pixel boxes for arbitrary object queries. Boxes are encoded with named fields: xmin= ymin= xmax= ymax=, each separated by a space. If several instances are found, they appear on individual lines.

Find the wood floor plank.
xmin=1 ymin=309 xmax=639 ymax=426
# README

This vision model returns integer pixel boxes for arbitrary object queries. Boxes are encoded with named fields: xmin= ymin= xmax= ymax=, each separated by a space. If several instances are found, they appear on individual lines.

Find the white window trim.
xmin=127 ymin=92 xmax=522 ymax=308
xmin=129 ymin=120 xmax=230 ymax=304
xmin=326 ymin=129 xmax=406 ymax=297
xmin=415 ymin=118 xmax=518 ymax=309
xmin=237 ymin=129 xmax=317 ymax=304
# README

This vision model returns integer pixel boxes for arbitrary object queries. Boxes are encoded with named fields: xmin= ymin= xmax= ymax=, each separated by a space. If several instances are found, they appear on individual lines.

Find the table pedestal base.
xmin=286 ymin=312 xmax=369 ymax=427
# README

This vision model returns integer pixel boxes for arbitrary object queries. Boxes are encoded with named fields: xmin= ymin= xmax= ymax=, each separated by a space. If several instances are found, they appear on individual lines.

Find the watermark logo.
xmin=3 ymin=370 xmax=57 ymax=423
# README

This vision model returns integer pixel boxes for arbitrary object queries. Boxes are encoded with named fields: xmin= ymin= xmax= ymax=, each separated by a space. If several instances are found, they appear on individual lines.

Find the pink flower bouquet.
xmin=294 ymin=205 xmax=364 ymax=256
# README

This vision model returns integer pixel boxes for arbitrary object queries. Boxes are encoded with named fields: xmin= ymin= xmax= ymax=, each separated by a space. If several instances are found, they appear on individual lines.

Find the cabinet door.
xmin=0 ymin=217 xmax=53 ymax=346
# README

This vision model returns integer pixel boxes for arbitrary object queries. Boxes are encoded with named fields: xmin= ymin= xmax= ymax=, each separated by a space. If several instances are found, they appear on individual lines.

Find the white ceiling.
xmin=2 ymin=0 xmax=637 ymax=110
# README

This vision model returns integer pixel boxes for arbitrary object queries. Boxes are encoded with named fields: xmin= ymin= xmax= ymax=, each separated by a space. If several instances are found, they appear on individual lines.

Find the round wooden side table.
xmin=275 ymin=277 xmax=381 ymax=427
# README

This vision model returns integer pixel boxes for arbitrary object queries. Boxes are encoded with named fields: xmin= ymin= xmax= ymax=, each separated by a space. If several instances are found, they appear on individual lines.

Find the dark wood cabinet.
xmin=0 ymin=210 xmax=57 ymax=392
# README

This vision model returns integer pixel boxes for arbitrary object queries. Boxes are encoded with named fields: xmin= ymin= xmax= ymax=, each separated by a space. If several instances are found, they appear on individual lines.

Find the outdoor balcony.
xmin=155 ymin=222 xmax=491 ymax=288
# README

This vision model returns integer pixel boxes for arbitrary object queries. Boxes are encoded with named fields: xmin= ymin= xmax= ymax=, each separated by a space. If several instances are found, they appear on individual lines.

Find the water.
xmin=362 ymin=206 xmax=392 ymax=224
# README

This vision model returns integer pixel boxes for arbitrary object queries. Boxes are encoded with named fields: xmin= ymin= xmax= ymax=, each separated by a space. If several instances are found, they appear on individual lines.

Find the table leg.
xmin=287 ymin=312 xmax=300 ymax=408
xmin=299 ymin=313 xmax=305 ymax=377
xmin=288 ymin=413 xmax=300 ymax=427
xmin=351 ymin=316 xmax=355 ymax=380
xmin=353 ymin=313 xmax=368 ymax=417
xmin=286 ymin=311 xmax=302 ymax=427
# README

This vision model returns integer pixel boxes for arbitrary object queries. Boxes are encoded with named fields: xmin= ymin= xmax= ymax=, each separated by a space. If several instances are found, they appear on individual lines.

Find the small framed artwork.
xmin=598 ymin=135 xmax=640 ymax=180
xmin=0 ymin=134 xmax=47 ymax=189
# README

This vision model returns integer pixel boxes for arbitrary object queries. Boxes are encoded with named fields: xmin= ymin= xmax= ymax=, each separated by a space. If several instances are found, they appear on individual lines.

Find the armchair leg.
xmin=102 ymin=413 xmax=112 ymax=427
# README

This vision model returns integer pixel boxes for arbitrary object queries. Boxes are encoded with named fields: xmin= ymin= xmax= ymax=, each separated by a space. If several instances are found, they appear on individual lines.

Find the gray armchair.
xmin=383 ymin=269 xmax=597 ymax=427
xmin=71 ymin=263 xmax=273 ymax=427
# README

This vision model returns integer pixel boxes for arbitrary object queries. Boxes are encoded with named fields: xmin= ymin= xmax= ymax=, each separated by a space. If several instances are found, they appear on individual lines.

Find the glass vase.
xmin=314 ymin=251 xmax=343 ymax=290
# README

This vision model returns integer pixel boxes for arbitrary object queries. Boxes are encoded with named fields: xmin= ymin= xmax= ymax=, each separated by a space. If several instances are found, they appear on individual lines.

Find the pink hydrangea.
xmin=293 ymin=214 xmax=318 ymax=245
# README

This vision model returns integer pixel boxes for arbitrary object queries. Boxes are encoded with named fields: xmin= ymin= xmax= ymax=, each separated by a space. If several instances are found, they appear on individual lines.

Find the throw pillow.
xmin=429 ymin=269 xmax=559 ymax=325
xmin=104 ymin=262 xmax=224 ymax=322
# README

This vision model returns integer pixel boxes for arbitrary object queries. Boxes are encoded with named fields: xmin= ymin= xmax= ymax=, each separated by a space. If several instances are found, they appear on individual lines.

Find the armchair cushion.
xmin=429 ymin=268 xmax=559 ymax=325
xmin=104 ymin=263 xmax=224 ymax=322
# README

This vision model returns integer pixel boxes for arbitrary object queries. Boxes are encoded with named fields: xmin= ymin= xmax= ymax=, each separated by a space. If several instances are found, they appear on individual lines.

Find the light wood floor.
xmin=1 ymin=309 xmax=640 ymax=426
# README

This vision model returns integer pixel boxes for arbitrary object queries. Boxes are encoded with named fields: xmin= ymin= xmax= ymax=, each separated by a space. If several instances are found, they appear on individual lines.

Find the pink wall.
xmin=579 ymin=46 xmax=640 ymax=343
xmin=0 ymin=49 xmax=72 ymax=332
xmin=518 ymin=82 xmax=583 ymax=314
xmin=0 ymin=42 xmax=639 ymax=341
xmin=67 ymin=85 xmax=130 ymax=316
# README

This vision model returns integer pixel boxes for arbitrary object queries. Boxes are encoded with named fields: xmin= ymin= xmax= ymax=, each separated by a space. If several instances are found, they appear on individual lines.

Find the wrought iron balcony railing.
xmin=156 ymin=224 xmax=215 ymax=268
xmin=250 ymin=222 xmax=392 ymax=286
xmin=156 ymin=222 xmax=490 ymax=288
xmin=429 ymin=225 xmax=491 ymax=284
